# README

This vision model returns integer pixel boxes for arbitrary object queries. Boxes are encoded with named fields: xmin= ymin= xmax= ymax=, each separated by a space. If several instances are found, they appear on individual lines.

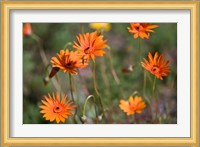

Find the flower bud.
xmin=98 ymin=114 xmax=103 ymax=121
xmin=81 ymin=115 xmax=87 ymax=123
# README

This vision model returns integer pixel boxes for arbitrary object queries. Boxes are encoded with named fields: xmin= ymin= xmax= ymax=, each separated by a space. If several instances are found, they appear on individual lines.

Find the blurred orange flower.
xmin=23 ymin=23 xmax=32 ymax=37
xmin=73 ymin=31 xmax=107 ymax=61
xmin=39 ymin=92 xmax=76 ymax=123
xmin=50 ymin=49 xmax=88 ymax=75
xmin=141 ymin=52 xmax=171 ymax=80
xmin=119 ymin=96 xmax=146 ymax=115
xmin=128 ymin=23 xmax=158 ymax=39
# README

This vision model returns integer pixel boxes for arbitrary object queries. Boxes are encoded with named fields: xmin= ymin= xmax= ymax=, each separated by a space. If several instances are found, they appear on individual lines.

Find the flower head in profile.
xmin=23 ymin=23 xmax=32 ymax=37
xmin=119 ymin=96 xmax=146 ymax=115
xmin=39 ymin=92 xmax=76 ymax=123
xmin=73 ymin=31 xmax=107 ymax=61
xmin=128 ymin=23 xmax=158 ymax=39
xmin=141 ymin=52 xmax=171 ymax=80
xmin=50 ymin=49 xmax=88 ymax=75
xmin=89 ymin=23 xmax=111 ymax=32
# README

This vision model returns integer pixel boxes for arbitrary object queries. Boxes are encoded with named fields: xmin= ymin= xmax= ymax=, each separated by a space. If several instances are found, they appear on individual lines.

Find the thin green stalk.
xmin=92 ymin=62 xmax=106 ymax=119
xmin=152 ymin=76 xmax=157 ymax=99
xmin=107 ymin=49 xmax=120 ymax=85
xmin=69 ymin=73 xmax=74 ymax=102
xmin=31 ymin=34 xmax=48 ymax=66
xmin=138 ymin=38 xmax=142 ymax=62
xmin=68 ymin=73 xmax=78 ymax=123
xmin=143 ymin=71 xmax=147 ymax=96
xmin=152 ymin=76 xmax=159 ymax=123
xmin=77 ymin=69 xmax=90 ymax=95
xmin=143 ymin=70 xmax=153 ymax=121
xmin=82 ymin=95 xmax=98 ymax=118
xmin=143 ymin=71 xmax=151 ymax=105
xmin=107 ymin=48 xmax=125 ymax=98
xmin=99 ymin=57 xmax=110 ymax=98
xmin=72 ymin=75 xmax=81 ymax=110
xmin=134 ymin=114 xmax=137 ymax=124
xmin=80 ymin=23 xmax=84 ymax=34
xmin=31 ymin=33 xmax=61 ymax=92
xmin=130 ymin=91 xmax=139 ymax=97
xmin=63 ymin=42 xmax=72 ymax=50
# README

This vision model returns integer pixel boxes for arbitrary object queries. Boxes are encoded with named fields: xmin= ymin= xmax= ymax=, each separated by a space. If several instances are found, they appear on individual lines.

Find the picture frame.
xmin=1 ymin=1 xmax=199 ymax=146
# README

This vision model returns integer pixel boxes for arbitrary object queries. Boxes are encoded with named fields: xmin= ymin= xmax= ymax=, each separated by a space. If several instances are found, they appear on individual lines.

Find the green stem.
xmin=68 ymin=73 xmax=78 ymax=124
xmin=82 ymin=95 xmax=98 ymax=118
xmin=80 ymin=23 xmax=84 ymax=34
xmin=143 ymin=71 xmax=147 ymax=96
xmin=31 ymin=34 xmax=48 ymax=66
xmin=69 ymin=73 xmax=74 ymax=102
xmin=92 ymin=62 xmax=106 ymax=118
xmin=143 ymin=71 xmax=151 ymax=104
xmin=63 ymin=42 xmax=72 ymax=50
xmin=30 ymin=33 xmax=61 ymax=92
xmin=143 ymin=70 xmax=153 ymax=121
xmin=108 ymin=49 xmax=120 ymax=85
xmin=130 ymin=91 xmax=139 ymax=97
xmin=152 ymin=76 xmax=157 ymax=99
xmin=138 ymin=38 xmax=142 ymax=62
xmin=152 ymin=76 xmax=159 ymax=123
xmin=107 ymin=47 xmax=125 ymax=98
xmin=99 ymin=57 xmax=110 ymax=99
xmin=72 ymin=75 xmax=81 ymax=109
xmin=134 ymin=114 xmax=137 ymax=124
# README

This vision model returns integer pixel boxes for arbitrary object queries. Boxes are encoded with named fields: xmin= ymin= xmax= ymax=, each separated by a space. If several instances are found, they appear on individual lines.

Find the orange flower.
xmin=50 ymin=49 xmax=88 ymax=75
xmin=39 ymin=92 xmax=76 ymax=123
xmin=119 ymin=96 xmax=146 ymax=115
xmin=141 ymin=52 xmax=171 ymax=80
xmin=73 ymin=31 xmax=107 ymax=61
xmin=23 ymin=23 xmax=32 ymax=37
xmin=128 ymin=23 xmax=158 ymax=39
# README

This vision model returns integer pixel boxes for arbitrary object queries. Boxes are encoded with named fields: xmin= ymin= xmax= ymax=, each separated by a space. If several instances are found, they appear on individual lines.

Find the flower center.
xmin=53 ymin=106 xmax=62 ymax=113
xmin=129 ymin=103 xmax=137 ymax=111
xmin=66 ymin=62 xmax=72 ymax=68
xmin=84 ymin=47 xmax=92 ymax=54
xmin=151 ymin=66 xmax=160 ymax=74
xmin=136 ymin=26 xmax=140 ymax=30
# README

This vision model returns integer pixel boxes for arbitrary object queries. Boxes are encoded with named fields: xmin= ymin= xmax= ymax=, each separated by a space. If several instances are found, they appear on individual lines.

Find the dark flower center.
xmin=136 ymin=26 xmax=140 ymax=30
xmin=84 ymin=47 xmax=92 ymax=54
xmin=151 ymin=66 xmax=160 ymax=74
xmin=66 ymin=62 xmax=72 ymax=68
xmin=53 ymin=106 xmax=62 ymax=113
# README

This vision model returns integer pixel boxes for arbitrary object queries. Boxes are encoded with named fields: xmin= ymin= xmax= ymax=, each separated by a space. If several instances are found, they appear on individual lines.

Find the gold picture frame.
xmin=1 ymin=1 xmax=199 ymax=146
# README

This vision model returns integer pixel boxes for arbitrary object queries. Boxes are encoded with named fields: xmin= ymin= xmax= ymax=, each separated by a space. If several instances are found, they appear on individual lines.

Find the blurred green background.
xmin=23 ymin=23 xmax=177 ymax=124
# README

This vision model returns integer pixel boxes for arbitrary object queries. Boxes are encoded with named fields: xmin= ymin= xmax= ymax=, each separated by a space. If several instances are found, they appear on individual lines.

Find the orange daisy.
xmin=73 ymin=31 xmax=107 ymax=61
xmin=141 ymin=52 xmax=171 ymax=80
xmin=50 ymin=49 xmax=88 ymax=75
xmin=119 ymin=96 xmax=146 ymax=115
xmin=128 ymin=23 xmax=158 ymax=39
xmin=39 ymin=92 xmax=76 ymax=123
xmin=23 ymin=23 xmax=32 ymax=37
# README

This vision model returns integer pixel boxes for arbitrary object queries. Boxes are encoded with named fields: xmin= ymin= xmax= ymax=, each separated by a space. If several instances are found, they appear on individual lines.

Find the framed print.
xmin=1 ymin=1 xmax=199 ymax=146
